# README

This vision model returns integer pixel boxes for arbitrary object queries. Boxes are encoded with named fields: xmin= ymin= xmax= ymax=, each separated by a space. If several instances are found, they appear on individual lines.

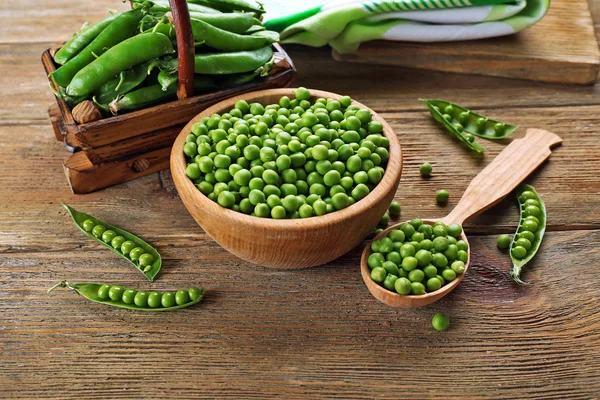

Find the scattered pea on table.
xmin=436 ymin=190 xmax=450 ymax=204
xmin=432 ymin=312 xmax=450 ymax=331
xmin=419 ymin=162 xmax=432 ymax=177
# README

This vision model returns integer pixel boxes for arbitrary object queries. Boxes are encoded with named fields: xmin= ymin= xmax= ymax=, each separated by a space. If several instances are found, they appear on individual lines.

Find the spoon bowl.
xmin=361 ymin=128 xmax=562 ymax=308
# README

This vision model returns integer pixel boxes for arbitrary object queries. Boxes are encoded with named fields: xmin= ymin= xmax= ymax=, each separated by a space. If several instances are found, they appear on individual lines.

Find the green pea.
xmin=371 ymin=267 xmax=387 ymax=283
xmin=444 ymin=244 xmax=458 ymax=260
xmin=436 ymin=190 xmax=449 ymax=204
xmin=456 ymin=240 xmax=468 ymax=252
xmin=420 ymin=239 xmax=433 ymax=251
xmin=432 ymin=313 xmax=450 ymax=331
xmin=411 ymin=282 xmax=426 ymax=295
xmin=408 ymin=269 xmax=424 ymax=283
xmin=457 ymin=250 xmax=468 ymax=263
xmin=511 ymin=246 xmax=527 ymax=259
xmin=426 ymin=277 xmax=442 ymax=292
xmin=379 ymin=212 xmax=390 ymax=226
xmin=522 ymin=219 xmax=539 ymax=232
xmin=147 ymin=292 xmax=162 ymax=308
xmin=138 ymin=253 xmax=154 ymax=267
xmin=497 ymin=234 xmax=511 ymax=249
xmin=432 ymin=253 xmax=448 ymax=268
xmin=415 ymin=249 xmax=432 ymax=267
xmin=442 ymin=269 xmax=456 ymax=281
xmin=120 ymin=240 xmax=136 ymax=255
xmin=385 ymin=251 xmax=401 ymax=265
xmin=451 ymin=261 xmax=466 ymax=275
xmin=433 ymin=224 xmax=447 ymax=237
xmin=378 ymin=237 xmax=394 ymax=253
xmin=91 ymin=224 xmax=106 ymax=238
xmin=420 ymin=162 xmax=432 ymax=177
xmin=108 ymin=286 xmax=124 ymax=301
xmin=129 ymin=247 xmax=144 ymax=261
xmin=447 ymin=224 xmax=462 ymax=238
xmin=382 ymin=261 xmax=400 ymax=277
xmin=368 ymin=252 xmax=385 ymax=269
xmin=399 ymin=223 xmax=415 ymax=239
xmin=401 ymin=256 xmax=418 ymax=272
xmin=160 ymin=292 xmax=175 ymax=308
xmin=388 ymin=200 xmax=401 ymax=217
xmin=174 ymin=290 xmax=190 ymax=305
xmin=393 ymin=277 xmax=411 ymax=295
xmin=122 ymin=289 xmax=137 ymax=305
xmin=433 ymin=237 xmax=449 ymax=252
xmin=82 ymin=219 xmax=95 ymax=232
xmin=517 ymin=231 xmax=535 ymax=242
xmin=133 ymin=291 xmax=149 ymax=307
xmin=97 ymin=284 xmax=111 ymax=300
xmin=111 ymin=236 xmax=125 ymax=250
xmin=423 ymin=265 xmax=438 ymax=279
xmin=188 ymin=287 xmax=202 ymax=301
xmin=388 ymin=230 xmax=405 ymax=243
xmin=399 ymin=243 xmax=416 ymax=258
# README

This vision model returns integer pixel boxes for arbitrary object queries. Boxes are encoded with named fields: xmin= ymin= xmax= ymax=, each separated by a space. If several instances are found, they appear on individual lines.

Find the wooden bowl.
xmin=171 ymin=88 xmax=402 ymax=269
xmin=360 ymin=220 xmax=471 ymax=307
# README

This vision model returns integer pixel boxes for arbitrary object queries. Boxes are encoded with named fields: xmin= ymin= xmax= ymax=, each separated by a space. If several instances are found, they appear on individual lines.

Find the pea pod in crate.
xmin=53 ymin=12 xmax=121 ymax=65
xmin=49 ymin=8 xmax=145 ymax=88
xmin=191 ymin=18 xmax=278 ymax=51
xmin=93 ymin=62 xmax=149 ymax=105
xmin=48 ymin=281 xmax=204 ymax=312
xmin=422 ymin=99 xmax=517 ymax=140
xmin=62 ymin=203 xmax=161 ymax=281
xmin=421 ymin=99 xmax=486 ymax=153
xmin=509 ymin=184 xmax=547 ymax=284
xmin=188 ymin=0 xmax=265 ymax=13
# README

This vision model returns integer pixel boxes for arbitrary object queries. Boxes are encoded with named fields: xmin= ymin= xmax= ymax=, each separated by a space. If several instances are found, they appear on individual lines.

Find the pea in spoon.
xmin=361 ymin=128 xmax=562 ymax=308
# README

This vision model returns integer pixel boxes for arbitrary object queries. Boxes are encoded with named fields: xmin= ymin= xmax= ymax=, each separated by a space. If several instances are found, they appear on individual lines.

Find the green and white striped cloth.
xmin=263 ymin=0 xmax=550 ymax=53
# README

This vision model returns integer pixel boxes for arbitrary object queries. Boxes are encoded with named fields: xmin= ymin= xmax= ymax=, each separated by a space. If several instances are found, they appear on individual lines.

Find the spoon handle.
xmin=440 ymin=128 xmax=562 ymax=226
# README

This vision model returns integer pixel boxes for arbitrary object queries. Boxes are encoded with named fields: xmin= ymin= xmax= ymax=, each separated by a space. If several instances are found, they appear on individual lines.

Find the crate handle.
xmin=169 ymin=0 xmax=194 ymax=99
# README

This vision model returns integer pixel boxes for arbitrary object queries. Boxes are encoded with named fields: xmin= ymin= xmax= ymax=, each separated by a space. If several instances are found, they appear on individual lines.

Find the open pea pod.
xmin=509 ymin=184 xmax=547 ymax=284
xmin=422 ymin=99 xmax=517 ymax=140
xmin=62 ymin=203 xmax=161 ymax=281
xmin=421 ymin=99 xmax=486 ymax=153
xmin=48 ymin=281 xmax=204 ymax=312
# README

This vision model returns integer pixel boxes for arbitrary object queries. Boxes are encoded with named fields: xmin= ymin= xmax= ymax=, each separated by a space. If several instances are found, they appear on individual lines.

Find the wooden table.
xmin=2 ymin=1 xmax=600 ymax=398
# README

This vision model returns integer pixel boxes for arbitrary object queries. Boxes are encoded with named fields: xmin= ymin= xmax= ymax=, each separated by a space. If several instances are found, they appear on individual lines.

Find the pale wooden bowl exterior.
xmin=360 ymin=220 xmax=471 ymax=308
xmin=171 ymin=88 xmax=402 ymax=269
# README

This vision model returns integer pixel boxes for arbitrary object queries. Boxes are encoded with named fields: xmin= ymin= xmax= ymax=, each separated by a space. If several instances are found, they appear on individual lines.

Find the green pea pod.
xmin=191 ymin=18 xmax=274 ymax=52
xmin=66 ymin=32 xmax=175 ymax=97
xmin=188 ymin=0 xmax=264 ymax=13
xmin=49 ymin=8 xmax=145 ymax=88
xmin=109 ymin=76 xmax=217 ymax=114
xmin=218 ymin=54 xmax=274 ymax=89
xmin=142 ymin=21 xmax=176 ymax=39
xmin=421 ymin=99 xmax=517 ymax=140
xmin=54 ymin=13 xmax=121 ymax=65
xmin=157 ymin=70 xmax=178 ymax=91
xmin=93 ymin=62 xmax=149 ymax=105
xmin=509 ymin=184 xmax=547 ymax=284
xmin=189 ymin=12 xmax=254 ymax=33
xmin=195 ymin=46 xmax=273 ymax=75
xmin=252 ymin=30 xmax=280 ymax=42
xmin=421 ymin=99 xmax=486 ymax=153
xmin=149 ymin=0 xmax=221 ymax=14
xmin=50 ymin=85 xmax=88 ymax=107
xmin=48 ymin=281 xmax=205 ymax=312
xmin=62 ymin=203 xmax=161 ymax=281
xmin=245 ymin=24 xmax=266 ymax=34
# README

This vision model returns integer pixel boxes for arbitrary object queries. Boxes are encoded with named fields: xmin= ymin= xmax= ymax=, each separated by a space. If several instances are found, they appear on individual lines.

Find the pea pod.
xmin=53 ymin=13 xmax=121 ymax=65
xmin=188 ymin=0 xmax=264 ymax=13
xmin=189 ymin=12 xmax=254 ymax=33
xmin=62 ymin=203 xmax=161 ymax=281
xmin=109 ymin=76 xmax=217 ymax=114
xmin=421 ymin=99 xmax=486 ymax=153
xmin=195 ymin=46 xmax=273 ymax=75
xmin=421 ymin=99 xmax=517 ymax=140
xmin=252 ymin=30 xmax=280 ymax=42
xmin=245 ymin=24 xmax=266 ymax=34
xmin=148 ymin=0 xmax=221 ymax=14
xmin=66 ymin=32 xmax=175 ymax=97
xmin=93 ymin=62 xmax=149 ymax=105
xmin=509 ymin=184 xmax=547 ymax=284
xmin=191 ymin=18 xmax=275 ymax=52
xmin=218 ymin=54 xmax=274 ymax=89
xmin=49 ymin=8 xmax=145 ymax=88
xmin=48 ymin=281 xmax=205 ymax=312
xmin=157 ymin=70 xmax=178 ymax=91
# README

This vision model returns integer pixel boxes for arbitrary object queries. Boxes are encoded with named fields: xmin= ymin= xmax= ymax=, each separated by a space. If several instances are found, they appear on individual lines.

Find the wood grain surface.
xmin=333 ymin=0 xmax=600 ymax=85
xmin=1 ymin=0 xmax=600 ymax=398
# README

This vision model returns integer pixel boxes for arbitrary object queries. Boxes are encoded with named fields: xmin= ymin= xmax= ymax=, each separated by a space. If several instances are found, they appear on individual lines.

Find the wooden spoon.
xmin=361 ymin=128 xmax=563 ymax=308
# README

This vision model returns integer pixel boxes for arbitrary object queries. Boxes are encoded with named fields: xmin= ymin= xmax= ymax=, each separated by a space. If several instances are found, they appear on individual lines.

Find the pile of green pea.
xmin=97 ymin=284 xmax=203 ymax=308
xmin=183 ymin=88 xmax=390 ymax=218
xmin=81 ymin=218 xmax=155 ymax=271
xmin=368 ymin=220 xmax=467 ymax=295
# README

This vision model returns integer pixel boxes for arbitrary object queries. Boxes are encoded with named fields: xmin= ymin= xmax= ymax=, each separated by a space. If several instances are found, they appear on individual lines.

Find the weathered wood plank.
xmin=1 ymin=230 xmax=599 ymax=399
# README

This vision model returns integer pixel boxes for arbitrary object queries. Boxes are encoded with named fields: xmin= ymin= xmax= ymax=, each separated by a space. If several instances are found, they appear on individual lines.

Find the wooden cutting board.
xmin=333 ymin=0 xmax=600 ymax=85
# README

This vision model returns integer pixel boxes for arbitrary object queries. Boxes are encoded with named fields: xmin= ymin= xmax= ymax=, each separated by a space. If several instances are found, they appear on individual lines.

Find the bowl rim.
xmin=360 ymin=219 xmax=471 ymax=307
xmin=170 ymin=88 xmax=402 ymax=230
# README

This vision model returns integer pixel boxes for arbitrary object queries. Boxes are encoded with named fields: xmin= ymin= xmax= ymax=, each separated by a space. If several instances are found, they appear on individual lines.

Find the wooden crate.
xmin=42 ymin=43 xmax=296 ymax=193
